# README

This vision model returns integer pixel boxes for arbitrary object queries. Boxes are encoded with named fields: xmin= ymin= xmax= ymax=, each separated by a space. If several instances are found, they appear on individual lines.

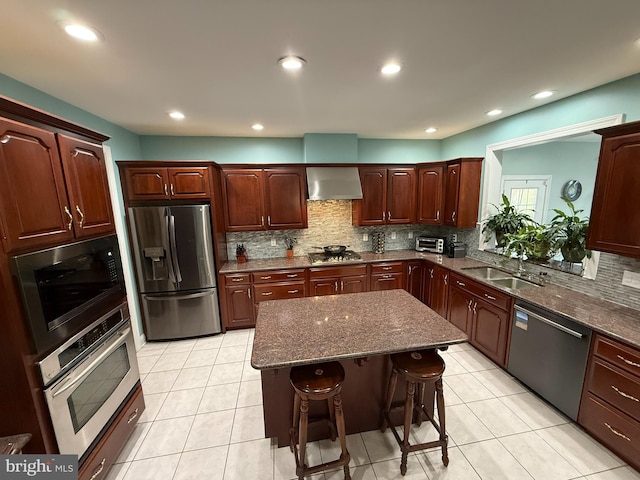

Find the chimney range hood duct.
xmin=306 ymin=167 xmax=363 ymax=200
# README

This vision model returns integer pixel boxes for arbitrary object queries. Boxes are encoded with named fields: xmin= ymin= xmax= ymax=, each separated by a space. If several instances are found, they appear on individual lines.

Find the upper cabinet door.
xmin=443 ymin=163 xmax=460 ymax=226
xmin=417 ymin=164 xmax=444 ymax=225
xmin=0 ymin=118 xmax=73 ymax=251
xmin=167 ymin=167 xmax=210 ymax=199
xmin=263 ymin=167 xmax=307 ymax=229
xmin=124 ymin=167 xmax=171 ymax=200
xmin=354 ymin=167 xmax=386 ymax=226
xmin=587 ymin=126 xmax=640 ymax=258
xmin=58 ymin=134 xmax=115 ymax=238
xmin=386 ymin=168 xmax=416 ymax=224
xmin=222 ymin=169 xmax=265 ymax=231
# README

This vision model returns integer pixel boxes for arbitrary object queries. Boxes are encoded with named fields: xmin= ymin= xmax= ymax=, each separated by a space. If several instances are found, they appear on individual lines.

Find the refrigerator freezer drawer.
xmin=142 ymin=288 xmax=222 ymax=340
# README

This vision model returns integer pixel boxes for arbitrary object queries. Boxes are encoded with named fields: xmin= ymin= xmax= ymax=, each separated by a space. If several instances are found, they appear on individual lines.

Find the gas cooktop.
xmin=308 ymin=250 xmax=362 ymax=264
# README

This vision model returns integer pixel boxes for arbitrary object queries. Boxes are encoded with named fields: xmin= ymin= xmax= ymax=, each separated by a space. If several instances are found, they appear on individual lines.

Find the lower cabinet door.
xmin=341 ymin=275 xmax=368 ymax=294
xmin=471 ymin=298 xmax=509 ymax=366
xmin=447 ymin=286 xmax=473 ymax=334
xmin=310 ymin=278 xmax=339 ymax=296
xmin=224 ymin=286 xmax=255 ymax=328
xmin=371 ymin=273 xmax=404 ymax=291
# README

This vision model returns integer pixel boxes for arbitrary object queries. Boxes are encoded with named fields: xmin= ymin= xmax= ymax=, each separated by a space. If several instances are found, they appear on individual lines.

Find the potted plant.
xmin=504 ymin=223 xmax=556 ymax=263
xmin=482 ymin=194 xmax=533 ymax=247
xmin=548 ymin=197 xmax=592 ymax=263
xmin=284 ymin=236 xmax=297 ymax=259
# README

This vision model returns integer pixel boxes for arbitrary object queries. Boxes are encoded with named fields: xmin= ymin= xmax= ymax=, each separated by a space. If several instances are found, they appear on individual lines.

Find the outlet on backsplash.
xmin=391 ymin=232 xmax=396 ymax=239
xmin=408 ymin=231 xmax=413 ymax=238
xmin=270 ymin=238 xmax=277 ymax=247
xmin=363 ymin=233 xmax=368 ymax=241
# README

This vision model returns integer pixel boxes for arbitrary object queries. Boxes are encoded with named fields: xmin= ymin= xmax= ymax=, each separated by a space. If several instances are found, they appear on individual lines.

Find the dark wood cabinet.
xmin=579 ymin=335 xmax=640 ymax=471
xmin=222 ymin=167 xmax=307 ymax=232
xmin=406 ymin=261 xmax=424 ymax=301
xmin=370 ymin=261 xmax=405 ymax=292
xmin=123 ymin=166 xmax=210 ymax=201
xmin=58 ymin=134 xmax=115 ymax=238
xmin=417 ymin=163 xmax=445 ymax=225
xmin=447 ymin=273 xmax=511 ymax=365
xmin=443 ymin=158 xmax=483 ymax=228
xmin=0 ymin=117 xmax=114 ymax=253
xmin=309 ymin=264 xmax=368 ymax=296
xmin=588 ymin=121 xmax=640 ymax=258
xmin=251 ymin=269 xmax=307 ymax=311
xmin=353 ymin=167 xmax=416 ymax=226
xmin=221 ymin=273 xmax=255 ymax=329
xmin=428 ymin=264 xmax=449 ymax=318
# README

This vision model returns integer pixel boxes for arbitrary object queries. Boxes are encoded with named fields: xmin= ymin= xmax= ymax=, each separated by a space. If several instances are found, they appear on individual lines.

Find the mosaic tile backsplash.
xmin=226 ymin=199 xmax=640 ymax=311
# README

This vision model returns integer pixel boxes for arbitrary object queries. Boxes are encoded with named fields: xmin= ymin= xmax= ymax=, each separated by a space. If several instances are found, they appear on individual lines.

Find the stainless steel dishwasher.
xmin=507 ymin=300 xmax=592 ymax=420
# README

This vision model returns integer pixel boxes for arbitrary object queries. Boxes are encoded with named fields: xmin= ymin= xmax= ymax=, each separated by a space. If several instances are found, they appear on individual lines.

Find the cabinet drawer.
xmin=309 ymin=264 xmax=367 ymax=279
xmin=253 ymin=281 xmax=306 ymax=301
xmin=579 ymin=393 xmax=640 ymax=469
xmin=224 ymin=273 xmax=251 ymax=285
xmin=594 ymin=335 xmax=640 ymax=379
xmin=587 ymin=359 xmax=640 ymax=421
xmin=450 ymin=273 xmax=511 ymax=311
xmin=79 ymin=386 xmax=145 ymax=480
xmin=252 ymin=269 xmax=306 ymax=283
xmin=370 ymin=262 xmax=404 ymax=275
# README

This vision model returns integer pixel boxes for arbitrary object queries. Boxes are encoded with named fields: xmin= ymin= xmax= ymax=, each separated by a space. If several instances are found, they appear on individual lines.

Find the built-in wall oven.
xmin=11 ymin=235 xmax=126 ymax=355
xmin=38 ymin=301 xmax=140 ymax=460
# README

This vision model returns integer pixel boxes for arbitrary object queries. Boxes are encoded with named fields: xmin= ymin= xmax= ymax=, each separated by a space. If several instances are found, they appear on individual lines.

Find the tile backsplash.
xmin=226 ymin=200 xmax=640 ymax=311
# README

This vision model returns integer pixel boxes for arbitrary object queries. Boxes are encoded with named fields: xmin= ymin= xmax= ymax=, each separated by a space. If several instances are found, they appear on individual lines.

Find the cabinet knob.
xmin=75 ymin=205 xmax=85 ymax=228
xmin=64 ymin=206 xmax=73 ymax=230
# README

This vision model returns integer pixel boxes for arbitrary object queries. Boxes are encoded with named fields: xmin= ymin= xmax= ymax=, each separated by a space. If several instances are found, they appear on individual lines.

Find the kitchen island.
xmin=251 ymin=289 xmax=467 ymax=446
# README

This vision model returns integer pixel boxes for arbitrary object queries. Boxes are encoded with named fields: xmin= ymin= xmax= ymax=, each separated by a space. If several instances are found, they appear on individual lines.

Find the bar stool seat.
xmin=381 ymin=349 xmax=448 ymax=476
xmin=289 ymin=361 xmax=351 ymax=480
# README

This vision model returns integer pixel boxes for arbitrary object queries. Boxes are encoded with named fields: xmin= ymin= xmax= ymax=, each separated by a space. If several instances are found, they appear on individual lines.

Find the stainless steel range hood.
xmin=306 ymin=167 xmax=363 ymax=200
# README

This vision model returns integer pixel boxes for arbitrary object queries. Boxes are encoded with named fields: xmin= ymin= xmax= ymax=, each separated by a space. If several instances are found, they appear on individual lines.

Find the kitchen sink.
xmin=489 ymin=277 xmax=539 ymax=289
xmin=461 ymin=266 xmax=513 ymax=280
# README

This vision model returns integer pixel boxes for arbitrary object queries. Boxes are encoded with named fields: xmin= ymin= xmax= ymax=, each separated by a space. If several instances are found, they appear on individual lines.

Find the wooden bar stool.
xmin=289 ymin=361 xmax=351 ymax=480
xmin=381 ymin=349 xmax=448 ymax=475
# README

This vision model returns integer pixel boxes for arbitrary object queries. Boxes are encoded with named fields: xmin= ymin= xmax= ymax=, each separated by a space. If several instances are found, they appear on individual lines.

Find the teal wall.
xmin=442 ymin=74 xmax=640 ymax=158
xmin=0 ymin=73 xmax=142 ymax=160
xmin=502 ymin=141 xmax=600 ymax=220
xmin=358 ymin=138 xmax=441 ymax=163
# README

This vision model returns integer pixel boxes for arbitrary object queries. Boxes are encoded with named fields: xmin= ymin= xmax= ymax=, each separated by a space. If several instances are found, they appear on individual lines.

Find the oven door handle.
xmin=51 ymin=327 xmax=131 ymax=398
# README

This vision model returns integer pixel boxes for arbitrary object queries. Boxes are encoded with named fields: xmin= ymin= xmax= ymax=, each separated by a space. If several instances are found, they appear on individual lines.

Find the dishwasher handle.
xmin=514 ymin=305 xmax=585 ymax=339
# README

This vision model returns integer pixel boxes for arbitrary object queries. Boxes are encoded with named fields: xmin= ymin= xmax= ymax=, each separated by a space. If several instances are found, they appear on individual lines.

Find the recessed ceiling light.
xmin=251 ymin=123 xmax=264 ymax=131
xmin=380 ymin=63 xmax=402 ymax=75
xmin=425 ymin=127 xmax=437 ymax=134
xmin=486 ymin=109 xmax=503 ymax=117
xmin=532 ymin=90 xmax=555 ymax=99
xmin=64 ymin=24 xmax=101 ymax=42
xmin=278 ymin=56 xmax=306 ymax=70
xmin=169 ymin=111 xmax=185 ymax=120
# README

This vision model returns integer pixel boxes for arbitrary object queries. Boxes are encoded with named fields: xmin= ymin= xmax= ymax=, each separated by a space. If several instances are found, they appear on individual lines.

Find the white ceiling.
xmin=1 ymin=0 xmax=639 ymax=139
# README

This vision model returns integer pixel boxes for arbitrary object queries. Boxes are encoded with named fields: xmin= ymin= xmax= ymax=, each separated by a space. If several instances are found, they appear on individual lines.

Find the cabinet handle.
xmin=430 ymin=269 xmax=434 ymax=279
xmin=388 ymin=211 xmax=392 ymax=221
xmin=164 ymin=183 xmax=168 ymax=196
xmin=382 ymin=275 xmax=392 ymax=279
xmin=472 ymin=301 xmax=477 ymax=315
xmin=443 ymin=274 xmax=448 ymax=286
xmin=436 ymin=210 xmax=440 ymax=220
xmin=261 ymin=292 xmax=273 ymax=296
xmin=267 ymin=215 xmax=271 ymax=226
xmin=456 ymin=280 xmax=466 ymax=287
xmin=467 ymin=299 xmax=473 ymax=311
xmin=408 ymin=265 xmax=414 ymax=274
xmin=452 ymin=211 xmax=456 ymax=222
xmin=260 ymin=275 xmax=272 ymax=280
xmin=484 ymin=293 xmax=497 ymax=301
xmin=604 ymin=422 xmax=632 ymax=442
xmin=75 ymin=205 xmax=85 ymax=228
xmin=170 ymin=183 xmax=175 ymax=196
xmin=248 ymin=289 xmax=251 ymax=299
xmin=611 ymin=385 xmax=640 ymax=402
xmin=617 ymin=355 xmax=640 ymax=369
xmin=64 ymin=206 xmax=73 ymax=230
xmin=382 ymin=266 xmax=393 ymax=270
xmin=382 ymin=211 xmax=386 ymax=221
xmin=231 ymin=278 xmax=244 ymax=282
xmin=286 ymin=274 xmax=298 ymax=278
xmin=340 ymin=281 xmax=344 ymax=291
xmin=233 ymin=290 xmax=245 ymax=294
xmin=127 ymin=408 xmax=139 ymax=424
xmin=335 ymin=281 xmax=339 ymax=292
xmin=261 ymin=215 xmax=264 ymax=226
xmin=288 ymin=289 xmax=299 ymax=294
xmin=89 ymin=458 xmax=106 ymax=480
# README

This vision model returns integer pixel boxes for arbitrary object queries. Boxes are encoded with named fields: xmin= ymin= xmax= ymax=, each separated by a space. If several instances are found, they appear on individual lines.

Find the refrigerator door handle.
xmin=144 ymin=291 xmax=214 ymax=301
xmin=168 ymin=214 xmax=183 ymax=283
xmin=163 ymin=211 xmax=177 ymax=284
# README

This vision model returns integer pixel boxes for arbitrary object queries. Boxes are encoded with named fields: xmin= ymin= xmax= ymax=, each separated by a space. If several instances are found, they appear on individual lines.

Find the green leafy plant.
xmin=548 ymin=197 xmax=591 ymax=263
xmin=482 ymin=194 xmax=533 ymax=247
xmin=284 ymin=236 xmax=297 ymax=250
xmin=503 ymin=223 xmax=557 ymax=261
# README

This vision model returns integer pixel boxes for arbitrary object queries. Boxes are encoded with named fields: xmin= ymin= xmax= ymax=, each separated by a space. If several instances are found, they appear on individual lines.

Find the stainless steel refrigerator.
xmin=128 ymin=205 xmax=222 ymax=340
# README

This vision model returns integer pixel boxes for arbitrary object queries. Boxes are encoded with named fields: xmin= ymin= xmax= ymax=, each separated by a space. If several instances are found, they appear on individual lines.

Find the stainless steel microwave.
xmin=11 ymin=235 xmax=126 ymax=355
xmin=415 ymin=236 xmax=445 ymax=254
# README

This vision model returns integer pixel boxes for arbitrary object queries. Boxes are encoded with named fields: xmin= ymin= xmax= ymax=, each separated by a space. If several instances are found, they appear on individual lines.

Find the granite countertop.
xmin=251 ymin=289 xmax=468 ymax=370
xmin=222 ymin=250 xmax=640 ymax=350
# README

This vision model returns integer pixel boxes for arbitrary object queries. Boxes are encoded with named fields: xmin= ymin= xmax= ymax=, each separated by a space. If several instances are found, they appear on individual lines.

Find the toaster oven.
xmin=415 ymin=236 xmax=445 ymax=254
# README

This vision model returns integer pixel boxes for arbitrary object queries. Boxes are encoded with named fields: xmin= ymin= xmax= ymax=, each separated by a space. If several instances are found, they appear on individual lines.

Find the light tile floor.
xmin=107 ymin=329 xmax=640 ymax=480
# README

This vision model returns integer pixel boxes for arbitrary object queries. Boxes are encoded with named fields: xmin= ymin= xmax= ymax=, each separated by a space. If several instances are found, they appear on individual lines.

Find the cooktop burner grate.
xmin=308 ymin=250 xmax=362 ymax=264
